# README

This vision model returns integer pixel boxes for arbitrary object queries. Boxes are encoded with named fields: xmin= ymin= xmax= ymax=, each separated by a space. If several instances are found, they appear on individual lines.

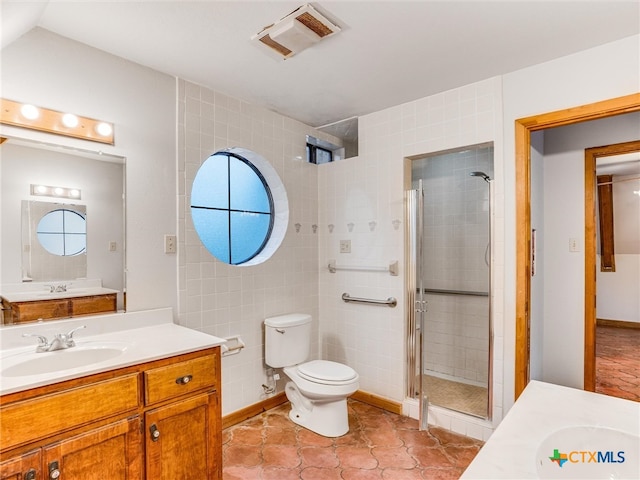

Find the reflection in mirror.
xmin=1 ymin=137 xmax=125 ymax=325
xmin=22 ymin=201 xmax=88 ymax=281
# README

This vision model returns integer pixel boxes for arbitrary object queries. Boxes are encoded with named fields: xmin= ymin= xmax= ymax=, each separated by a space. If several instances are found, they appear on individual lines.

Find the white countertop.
xmin=1 ymin=287 xmax=119 ymax=303
xmin=0 ymin=308 xmax=225 ymax=396
xmin=461 ymin=380 xmax=640 ymax=479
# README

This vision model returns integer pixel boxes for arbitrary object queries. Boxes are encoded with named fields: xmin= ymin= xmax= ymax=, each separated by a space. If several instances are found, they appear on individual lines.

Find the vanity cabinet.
xmin=1 ymin=294 xmax=117 ymax=324
xmin=0 ymin=347 xmax=221 ymax=479
xmin=0 ymin=450 xmax=40 ymax=480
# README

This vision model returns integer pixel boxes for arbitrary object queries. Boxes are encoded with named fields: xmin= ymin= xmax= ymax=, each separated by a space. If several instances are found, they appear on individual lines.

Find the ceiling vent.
xmin=252 ymin=4 xmax=341 ymax=60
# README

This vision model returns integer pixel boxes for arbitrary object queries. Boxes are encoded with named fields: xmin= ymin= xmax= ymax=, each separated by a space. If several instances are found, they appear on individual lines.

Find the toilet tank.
xmin=264 ymin=313 xmax=312 ymax=368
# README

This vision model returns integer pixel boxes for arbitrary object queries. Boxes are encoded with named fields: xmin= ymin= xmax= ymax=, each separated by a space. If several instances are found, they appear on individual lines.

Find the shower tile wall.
xmin=319 ymin=76 xmax=504 ymax=439
xmin=413 ymin=148 xmax=493 ymax=386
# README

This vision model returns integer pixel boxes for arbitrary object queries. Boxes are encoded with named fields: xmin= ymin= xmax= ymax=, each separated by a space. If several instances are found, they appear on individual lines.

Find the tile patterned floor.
xmin=595 ymin=325 xmax=640 ymax=402
xmin=223 ymin=400 xmax=483 ymax=479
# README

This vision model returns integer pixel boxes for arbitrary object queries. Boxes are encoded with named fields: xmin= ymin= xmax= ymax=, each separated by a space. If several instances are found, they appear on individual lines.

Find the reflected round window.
xmin=37 ymin=209 xmax=87 ymax=256
xmin=191 ymin=148 xmax=288 ymax=265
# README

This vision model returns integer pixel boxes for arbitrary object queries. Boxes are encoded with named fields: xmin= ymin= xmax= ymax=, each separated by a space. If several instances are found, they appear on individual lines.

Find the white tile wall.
xmin=177 ymin=75 xmax=505 ymax=435
xmin=176 ymin=80 xmax=340 ymax=415
xmin=319 ymin=77 xmax=505 ymax=433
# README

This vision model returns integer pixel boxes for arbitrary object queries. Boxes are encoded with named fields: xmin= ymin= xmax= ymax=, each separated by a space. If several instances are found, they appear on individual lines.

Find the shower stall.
xmin=406 ymin=144 xmax=494 ymax=427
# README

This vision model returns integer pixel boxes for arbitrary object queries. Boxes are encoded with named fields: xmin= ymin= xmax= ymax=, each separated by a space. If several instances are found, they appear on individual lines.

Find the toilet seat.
xmin=297 ymin=360 xmax=358 ymax=386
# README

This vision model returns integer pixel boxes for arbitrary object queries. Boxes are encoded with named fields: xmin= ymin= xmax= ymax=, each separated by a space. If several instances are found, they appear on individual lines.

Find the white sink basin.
xmin=536 ymin=426 xmax=639 ymax=479
xmin=2 ymin=344 xmax=127 ymax=377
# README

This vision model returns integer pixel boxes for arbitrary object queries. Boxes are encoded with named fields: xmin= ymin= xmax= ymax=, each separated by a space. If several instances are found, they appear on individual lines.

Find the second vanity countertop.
xmin=0 ymin=307 xmax=225 ymax=396
xmin=461 ymin=380 xmax=640 ymax=479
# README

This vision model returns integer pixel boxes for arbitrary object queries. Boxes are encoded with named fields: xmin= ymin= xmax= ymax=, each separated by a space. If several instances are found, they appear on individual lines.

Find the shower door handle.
xmin=414 ymin=300 xmax=428 ymax=313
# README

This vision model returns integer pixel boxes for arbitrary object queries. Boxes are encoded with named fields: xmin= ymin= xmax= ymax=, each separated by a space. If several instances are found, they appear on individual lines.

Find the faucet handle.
xmin=23 ymin=333 xmax=50 ymax=351
xmin=66 ymin=325 xmax=86 ymax=338
xmin=64 ymin=325 xmax=86 ymax=347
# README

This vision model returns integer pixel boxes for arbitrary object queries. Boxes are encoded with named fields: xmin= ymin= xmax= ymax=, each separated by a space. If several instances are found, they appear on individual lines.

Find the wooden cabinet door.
xmin=0 ymin=450 xmax=40 ymax=480
xmin=42 ymin=417 xmax=142 ymax=480
xmin=145 ymin=392 xmax=221 ymax=480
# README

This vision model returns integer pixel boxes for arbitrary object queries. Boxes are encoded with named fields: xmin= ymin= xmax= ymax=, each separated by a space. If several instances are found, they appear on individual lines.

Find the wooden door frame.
xmin=514 ymin=93 xmax=640 ymax=399
xmin=584 ymin=139 xmax=640 ymax=390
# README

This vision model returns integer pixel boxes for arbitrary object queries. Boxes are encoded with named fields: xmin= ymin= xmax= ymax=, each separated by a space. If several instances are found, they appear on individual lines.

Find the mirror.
xmin=1 ymin=137 xmax=125 ymax=324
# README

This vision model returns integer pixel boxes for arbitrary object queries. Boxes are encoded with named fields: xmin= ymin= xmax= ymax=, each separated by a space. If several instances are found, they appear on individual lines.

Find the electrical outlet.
xmin=339 ymin=239 xmax=351 ymax=253
xmin=164 ymin=234 xmax=177 ymax=254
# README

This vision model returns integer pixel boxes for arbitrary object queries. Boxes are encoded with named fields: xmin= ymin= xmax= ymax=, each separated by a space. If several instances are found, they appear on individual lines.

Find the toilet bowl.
xmin=264 ymin=314 xmax=359 ymax=437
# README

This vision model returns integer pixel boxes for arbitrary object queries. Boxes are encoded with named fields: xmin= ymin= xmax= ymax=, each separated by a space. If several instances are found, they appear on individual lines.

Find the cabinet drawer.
xmin=13 ymin=299 xmax=69 ymax=323
xmin=0 ymin=374 xmax=139 ymax=452
xmin=71 ymin=294 xmax=117 ymax=316
xmin=144 ymin=354 xmax=217 ymax=405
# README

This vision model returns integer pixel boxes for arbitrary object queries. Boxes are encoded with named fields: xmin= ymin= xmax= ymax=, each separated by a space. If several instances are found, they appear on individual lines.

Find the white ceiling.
xmin=2 ymin=1 xmax=639 ymax=140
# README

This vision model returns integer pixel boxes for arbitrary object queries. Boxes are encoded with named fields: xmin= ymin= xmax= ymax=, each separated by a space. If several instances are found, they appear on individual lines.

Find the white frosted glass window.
xmin=36 ymin=209 xmax=86 ymax=256
xmin=191 ymin=150 xmax=276 ymax=265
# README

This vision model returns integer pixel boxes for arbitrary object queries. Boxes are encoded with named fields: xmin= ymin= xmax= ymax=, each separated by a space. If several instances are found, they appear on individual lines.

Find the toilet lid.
xmin=297 ymin=360 xmax=358 ymax=384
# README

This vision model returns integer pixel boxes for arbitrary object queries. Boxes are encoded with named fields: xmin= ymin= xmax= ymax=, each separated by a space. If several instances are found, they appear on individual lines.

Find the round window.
xmin=191 ymin=148 xmax=288 ymax=265
xmin=37 ymin=208 xmax=87 ymax=256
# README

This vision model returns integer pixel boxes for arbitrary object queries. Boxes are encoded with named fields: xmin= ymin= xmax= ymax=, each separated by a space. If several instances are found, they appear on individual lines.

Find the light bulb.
xmin=20 ymin=104 xmax=39 ymax=120
xmin=96 ymin=122 xmax=113 ymax=137
xmin=36 ymin=185 xmax=48 ymax=194
xmin=69 ymin=189 xmax=80 ymax=198
xmin=62 ymin=113 xmax=79 ymax=128
xmin=54 ymin=187 xmax=64 ymax=196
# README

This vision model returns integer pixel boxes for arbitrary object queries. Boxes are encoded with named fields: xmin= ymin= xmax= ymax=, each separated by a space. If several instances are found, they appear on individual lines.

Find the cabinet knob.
xmin=25 ymin=469 xmax=37 ymax=480
xmin=150 ymin=423 xmax=161 ymax=442
xmin=49 ymin=461 xmax=61 ymax=479
xmin=175 ymin=375 xmax=192 ymax=385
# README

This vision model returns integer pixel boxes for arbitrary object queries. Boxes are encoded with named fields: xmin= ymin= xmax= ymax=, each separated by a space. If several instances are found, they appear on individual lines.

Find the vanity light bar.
xmin=31 ymin=184 xmax=82 ymax=200
xmin=0 ymin=98 xmax=114 ymax=145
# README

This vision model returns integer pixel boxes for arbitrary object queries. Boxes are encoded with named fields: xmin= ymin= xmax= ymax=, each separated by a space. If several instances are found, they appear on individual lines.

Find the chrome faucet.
xmin=23 ymin=325 xmax=86 ymax=352
xmin=44 ymin=284 xmax=68 ymax=293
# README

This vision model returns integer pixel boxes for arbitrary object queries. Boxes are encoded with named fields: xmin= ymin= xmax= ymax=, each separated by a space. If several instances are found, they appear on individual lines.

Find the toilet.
xmin=264 ymin=313 xmax=359 ymax=437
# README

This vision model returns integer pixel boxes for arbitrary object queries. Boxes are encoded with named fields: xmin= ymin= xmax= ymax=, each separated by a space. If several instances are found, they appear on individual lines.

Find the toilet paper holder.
xmin=221 ymin=335 xmax=245 ymax=357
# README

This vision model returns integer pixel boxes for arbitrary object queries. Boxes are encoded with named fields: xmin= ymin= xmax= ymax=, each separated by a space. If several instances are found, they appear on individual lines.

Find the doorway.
xmin=587 ymin=140 xmax=640 ymax=398
xmin=514 ymin=93 xmax=640 ymax=398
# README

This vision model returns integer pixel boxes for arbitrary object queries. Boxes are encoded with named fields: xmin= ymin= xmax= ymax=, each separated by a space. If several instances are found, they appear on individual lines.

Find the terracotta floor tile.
xmin=228 ymin=426 xmax=263 ymax=445
xmin=380 ymin=467 xmax=425 ymax=479
xmin=262 ymin=444 xmax=301 ymax=468
xmin=300 ymin=446 xmax=340 ymax=468
xmin=336 ymin=445 xmax=379 ymax=469
xmin=222 ymin=399 xmax=483 ymax=479
xmin=224 ymin=444 xmax=262 ymax=467
xmin=408 ymin=445 xmax=453 ymax=469
xmin=371 ymin=446 xmax=417 ymax=469
xmin=264 ymin=426 xmax=297 ymax=445
xmin=341 ymin=468 xmax=384 ymax=479
xmin=363 ymin=427 xmax=403 ymax=447
xmin=262 ymin=467 xmax=303 ymax=480
xmin=300 ymin=466 xmax=344 ymax=480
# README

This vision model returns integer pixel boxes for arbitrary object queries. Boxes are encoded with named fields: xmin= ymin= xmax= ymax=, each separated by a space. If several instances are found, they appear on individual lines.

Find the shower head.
xmin=470 ymin=171 xmax=491 ymax=183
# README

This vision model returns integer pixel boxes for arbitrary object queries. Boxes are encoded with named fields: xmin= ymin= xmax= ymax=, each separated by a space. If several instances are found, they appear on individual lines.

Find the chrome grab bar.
xmin=421 ymin=288 xmax=488 ymax=297
xmin=341 ymin=292 xmax=397 ymax=307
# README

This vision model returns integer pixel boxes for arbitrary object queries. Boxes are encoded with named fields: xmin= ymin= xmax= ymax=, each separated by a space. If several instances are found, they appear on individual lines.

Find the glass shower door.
xmin=407 ymin=144 xmax=493 ymax=422
xmin=406 ymin=183 xmax=428 ymax=430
